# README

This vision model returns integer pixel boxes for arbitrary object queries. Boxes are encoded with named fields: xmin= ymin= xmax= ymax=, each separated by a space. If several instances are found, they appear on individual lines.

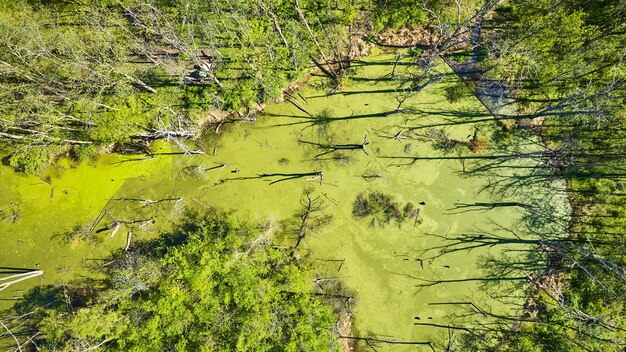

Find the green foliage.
xmin=372 ymin=0 xmax=486 ymax=30
xmin=72 ymin=145 xmax=98 ymax=162
xmin=221 ymin=87 xmax=243 ymax=111
xmin=408 ymin=47 xmax=423 ymax=58
xmin=238 ymin=79 xmax=258 ymax=109
xmin=486 ymin=0 xmax=622 ymax=96
xmin=491 ymin=285 xmax=625 ymax=352
xmin=39 ymin=307 xmax=128 ymax=351
xmin=34 ymin=209 xmax=340 ymax=351
xmin=372 ymin=0 xmax=429 ymax=29
xmin=182 ymin=86 xmax=217 ymax=108
xmin=0 ymin=0 xmax=357 ymax=173
xmin=5 ymin=146 xmax=54 ymax=174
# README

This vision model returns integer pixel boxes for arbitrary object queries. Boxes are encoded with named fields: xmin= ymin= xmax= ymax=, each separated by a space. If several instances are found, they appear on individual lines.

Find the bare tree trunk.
xmin=0 ymin=320 xmax=22 ymax=352
xmin=124 ymin=232 xmax=133 ymax=251
xmin=0 ymin=271 xmax=44 ymax=292
xmin=262 ymin=5 xmax=289 ymax=49
xmin=293 ymin=0 xmax=336 ymax=78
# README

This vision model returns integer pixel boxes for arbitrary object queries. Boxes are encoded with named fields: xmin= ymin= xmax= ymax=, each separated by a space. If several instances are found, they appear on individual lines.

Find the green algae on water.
xmin=0 ymin=49 xmax=570 ymax=350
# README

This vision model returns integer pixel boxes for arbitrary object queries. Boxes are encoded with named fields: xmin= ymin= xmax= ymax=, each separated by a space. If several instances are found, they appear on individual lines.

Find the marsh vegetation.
xmin=352 ymin=191 xmax=420 ymax=227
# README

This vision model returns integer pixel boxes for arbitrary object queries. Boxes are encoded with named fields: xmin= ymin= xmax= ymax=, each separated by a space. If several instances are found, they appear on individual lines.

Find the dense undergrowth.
xmin=7 ymin=209 xmax=345 ymax=351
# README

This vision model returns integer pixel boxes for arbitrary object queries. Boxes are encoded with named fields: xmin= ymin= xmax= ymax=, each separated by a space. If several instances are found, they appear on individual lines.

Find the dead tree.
xmin=293 ymin=0 xmax=337 ymax=81
xmin=290 ymin=189 xmax=332 ymax=249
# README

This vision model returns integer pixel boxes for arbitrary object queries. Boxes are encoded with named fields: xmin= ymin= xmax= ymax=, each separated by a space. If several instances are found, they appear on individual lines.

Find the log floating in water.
xmin=0 ymin=270 xmax=44 ymax=291
xmin=88 ymin=205 xmax=112 ymax=237
xmin=124 ymin=232 xmax=132 ymax=251
xmin=110 ymin=221 xmax=121 ymax=237
xmin=413 ymin=208 xmax=421 ymax=227
xmin=111 ymin=197 xmax=182 ymax=206
xmin=102 ymin=260 xmax=116 ymax=267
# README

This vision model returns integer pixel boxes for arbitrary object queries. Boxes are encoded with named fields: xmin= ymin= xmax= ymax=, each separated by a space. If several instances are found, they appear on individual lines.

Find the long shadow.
xmin=350 ymin=60 xmax=416 ymax=67
xmin=348 ymin=76 xmax=400 ymax=83
xmin=181 ymin=163 xmax=228 ymax=176
xmin=306 ymin=88 xmax=419 ymax=98
xmin=150 ymin=151 xmax=205 ymax=156
xmin=0 ymin=267 xmax=39 ymax=274
xmin=223 ymin=171 xmax=324 ymax=185
xmin=259 ymin=171 xmax=324 ymax=185
xmin=465 ymin=160 xmax=549 ymax=174
xmin=1 ymin=277 xmax=107 ymax=345
xmin=418 ymin=233 xmax=584 ymax=260
xmin=401 ymin=116 xmax=500 ymax=131
xmin=307 ymin=154 xmax=355 ymax=165
xmin=397 ymin=152 xmax=545 ymax=160
xmin=298 ymin=137 xmax=369 ymax=158
xmin=112 ymin=156 xmax=157 ymax=165
xmin=378 ymin=152 xmax=548 ymax=168
xmin=446 ymin=202 xmax=534 ymax=214
xmin=404 ymin=107 xmax=493 ymax=119
xmin=262 ymin=110 xmax=392 ymax=129
xmin=264 ymin=103 xmax=493 ymax=130
xmin=306 ymin=76 xmax=456 ymax=99
xmin=397 ymin=272 xmax=529 ymax=294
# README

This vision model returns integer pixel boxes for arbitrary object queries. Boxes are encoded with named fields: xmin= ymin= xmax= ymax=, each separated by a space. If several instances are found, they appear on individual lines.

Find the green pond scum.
xmin=0 ymin=51 xmax=570 ymax=350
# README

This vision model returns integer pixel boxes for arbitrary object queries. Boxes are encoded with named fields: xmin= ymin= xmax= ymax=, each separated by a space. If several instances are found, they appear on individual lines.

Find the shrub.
xmin=352 ymin=191 xmax=418 ymax=227
xmin=35 ymin=209 xmax=341 ymax=351
xmin=72 ymin=145 xmax=98 ymax=162
xmin=5 ymin=146 xmax=53 ymax=174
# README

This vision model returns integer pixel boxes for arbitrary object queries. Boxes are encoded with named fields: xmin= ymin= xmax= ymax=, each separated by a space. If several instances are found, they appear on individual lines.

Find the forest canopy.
xmin=27 ymin=209 xmax=340 ymax=351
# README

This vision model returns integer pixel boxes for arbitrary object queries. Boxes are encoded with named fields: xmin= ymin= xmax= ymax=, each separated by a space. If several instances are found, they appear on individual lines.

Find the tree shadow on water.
xmin=1 ymin=282 xmax=100 ymax=347
xmin=298 ymin=136 xmax=370 ymax=158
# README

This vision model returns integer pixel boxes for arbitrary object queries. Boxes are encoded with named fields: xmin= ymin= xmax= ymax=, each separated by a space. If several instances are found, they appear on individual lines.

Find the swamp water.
xmin=0 ymin=51 xmax=569 ymax=350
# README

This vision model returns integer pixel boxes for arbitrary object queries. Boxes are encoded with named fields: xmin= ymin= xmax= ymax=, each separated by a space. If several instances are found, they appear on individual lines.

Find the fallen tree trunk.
xmin=0 ymin=271 xmax=44 ymax=291
xmin=124 ymin=232 xmax=132 ymax=251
